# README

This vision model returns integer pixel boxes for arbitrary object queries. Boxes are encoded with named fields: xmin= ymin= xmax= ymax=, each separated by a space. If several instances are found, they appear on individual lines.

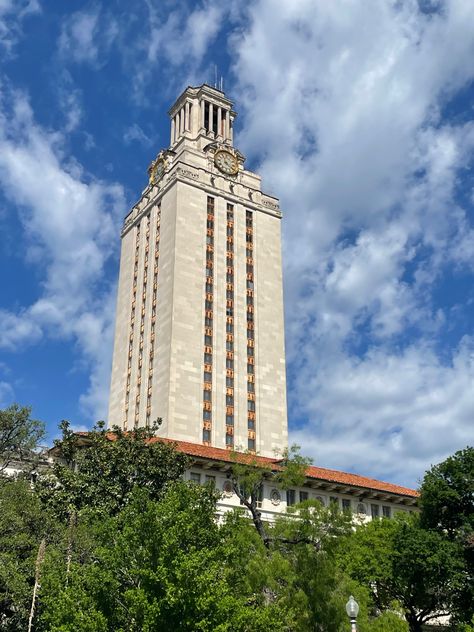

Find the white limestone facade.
xmin=108 ymin=85 xmax=288 ymax=457
xmin=176 ymin=442 xmax=419 ymax=523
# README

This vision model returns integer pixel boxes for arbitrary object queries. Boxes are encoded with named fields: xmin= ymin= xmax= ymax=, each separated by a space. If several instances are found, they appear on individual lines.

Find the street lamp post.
xmin=346 ymin=595 xmax=359 ymax=632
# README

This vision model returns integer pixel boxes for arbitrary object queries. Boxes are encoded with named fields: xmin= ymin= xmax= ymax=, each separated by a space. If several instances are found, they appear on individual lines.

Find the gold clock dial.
xmin=214 ymin=150 xmax=238 ymax=175
xmin=149 ymin=159 xmax=165 ymax=184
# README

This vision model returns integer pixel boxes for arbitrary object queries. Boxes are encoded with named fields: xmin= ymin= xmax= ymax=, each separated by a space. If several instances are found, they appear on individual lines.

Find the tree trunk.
xmin=406 ymin=611 xmax=424 ymax=632
xmin=247 ymin=500 xmax=270 ymax=547
xmin=232 ymin=479 xmax=270 ymax=547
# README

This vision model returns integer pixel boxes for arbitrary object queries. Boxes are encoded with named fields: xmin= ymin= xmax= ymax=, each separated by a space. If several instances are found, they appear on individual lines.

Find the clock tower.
xmin=108 ymin=84 xmax=288 ymax=457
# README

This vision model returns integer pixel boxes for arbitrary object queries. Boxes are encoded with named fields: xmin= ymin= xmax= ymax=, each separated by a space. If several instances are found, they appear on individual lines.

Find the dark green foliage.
xmin=36 ymin=420 xmax=189 ymax=519
xmin=420 ymin=446 xmax=474 ymax=535
xmin=0 ymin=479 xmax=58 ymax=631
xmin=419 ymin=446 xmax=474 ymax=624
xmin=2 ymin=402 xmax=472 ymax=632
xmin=229 ymin=445 xmax=312 ymax=546
xmin=339 ymin=513 xmax=466 ymax=632
xmin=38 ymin=484 xmax=288 ymax=631
xmin=268 ymin=500 xmax=354 ymax=632
xmin=0 ymin=403 xmax=45 ymax=474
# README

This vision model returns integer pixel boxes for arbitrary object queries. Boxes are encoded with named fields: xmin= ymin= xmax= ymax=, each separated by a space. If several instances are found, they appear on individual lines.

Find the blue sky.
xmin=1 ymin=0 xmax=473 ymax=487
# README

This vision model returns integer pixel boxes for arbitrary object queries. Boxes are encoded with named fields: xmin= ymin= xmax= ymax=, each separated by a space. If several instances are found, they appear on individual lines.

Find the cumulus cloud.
xmin=231 ymin=0 xmax=474 ymax=485
xmin=291 ymin=338 xmax=474 ymax=487
xmin=0 ymin=85 xmax=125 ymax=419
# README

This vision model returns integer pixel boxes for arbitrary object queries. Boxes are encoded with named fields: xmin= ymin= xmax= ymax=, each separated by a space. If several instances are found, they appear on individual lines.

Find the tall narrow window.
xmin=135 ymin=213 xmax=151 ymax=427
xmin=145 ymin=205 xmax=161 ymax=428
xmin=125 ymin=222 xmax=141 ymax=430
xmin=202 ymin=197 xmax=215 ymax=444
xmin=246 ymin=210 xmax=256 ymax=451
xmin=225 ymin=203 xmax=234 ymax=449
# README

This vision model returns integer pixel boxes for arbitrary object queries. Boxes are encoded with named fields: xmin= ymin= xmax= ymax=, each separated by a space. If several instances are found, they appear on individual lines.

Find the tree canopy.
xmin=419 ymin=446 xmax=474 ymax=536
xmin=36 ymin=420 xmax=189 ymax=519
xmin=338 ymin=512 xmax=466 ymax=632
xmin=419 ymin=446 xmax=474 ymax=625
xmin=1 ymin=404 xmax=473 ymax=632
xmin=0 ymin=403 xmax=45 ymax=474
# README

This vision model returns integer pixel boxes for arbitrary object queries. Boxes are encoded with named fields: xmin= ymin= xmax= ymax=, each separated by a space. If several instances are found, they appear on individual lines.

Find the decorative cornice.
xmin=121 ymin=160 xmax=282 ymax=236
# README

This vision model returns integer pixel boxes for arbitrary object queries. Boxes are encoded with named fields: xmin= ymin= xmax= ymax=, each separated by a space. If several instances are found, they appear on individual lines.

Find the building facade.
xmin=108 ymin=84 xmax=288 ymax=457
xmin=177 ymin=441 xmax=418 ymax=522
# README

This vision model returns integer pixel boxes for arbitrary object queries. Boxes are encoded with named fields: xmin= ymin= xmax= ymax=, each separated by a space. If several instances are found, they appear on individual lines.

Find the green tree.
xmin=222 ymin=498 xmax=404 ymax=632
xmin=37 ymin=420 xmax=189 ymax=519
xmin=419 ymin=446 xmax=474 ymax=623
xmin=339 ymin=512 xmax=465 ymax=632
xmin=420 ymin=446 xmax=474 ymax=535
xmin=229 ymin=444 xmax=312 ymax=547
xmin=266 ymin=500 xmax=354 ymax=632
xmin=0 ymin=479 xmax=58 ymax=631
xmin=38 ymin=483 xmax=288 ymax=631
xmin=0 ymin=404 xmax=45 ymax=474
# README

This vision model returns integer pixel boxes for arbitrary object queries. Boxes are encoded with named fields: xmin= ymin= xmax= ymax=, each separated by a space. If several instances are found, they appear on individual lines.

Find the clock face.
xmin=214 ymin=150 xmax=238 ymax=175
xmin=149 ymin=159 xmax=165 ymax=184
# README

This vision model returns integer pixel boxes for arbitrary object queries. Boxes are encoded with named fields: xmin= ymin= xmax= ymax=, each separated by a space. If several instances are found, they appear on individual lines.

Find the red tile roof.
xmin=153 ymin=437 xmax=419 ymax=498
xmin=68 ymin=432 xmax=418 ymax=499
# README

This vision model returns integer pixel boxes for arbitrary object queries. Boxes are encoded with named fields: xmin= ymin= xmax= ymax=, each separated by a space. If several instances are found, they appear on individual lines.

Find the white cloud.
xmin=58 ymin=9 xmax=100 ymax=64
xmin=0 ymin=86 xmax=125 ymax=420
xmin=0 ymin=380 xmax=14 ymax=407
xmin=0 ymin=0 xmax=40 ymax=53
xmin=58 ymin=8 xmax=119 ymax=68
xmin=56 ymin=71 xmax=83 ymax=133
xmin=0 ymin=310 xmax=43 ymax=349
xmin=232 ymin=0 xmax=474 ymax=485
xmin=146 ymin=1 xmax=224 ymax=67
xmin=291 ymin=338 xmax=474 ymax=487
xmin=123 ymin=123 xmax=152 ymax=147
xmin=55 ymin=2 xmax=226 ymax=106
xmin=126 ymin=0 xmax=227 ymax=103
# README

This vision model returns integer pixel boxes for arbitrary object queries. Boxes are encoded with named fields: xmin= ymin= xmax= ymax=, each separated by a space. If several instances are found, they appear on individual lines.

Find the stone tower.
xmin=108 ymin=84 xmax=287 ymax=457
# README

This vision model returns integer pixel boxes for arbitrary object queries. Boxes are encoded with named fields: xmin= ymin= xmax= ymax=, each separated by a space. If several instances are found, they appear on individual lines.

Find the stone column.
xmin=209 ymin=102 xmax=214 ymax=137
xmin=171 ymin=117 xmax=175 ymax=145
xmin=217 ymin=107 xmax=222 ymax=139
xmin=201 ymin=100 xmax=206 ymax=131
xmin=185 ymin=102 xmax=190 ymax=131
xmin=224 ymin=110 xmax=230 ymax=141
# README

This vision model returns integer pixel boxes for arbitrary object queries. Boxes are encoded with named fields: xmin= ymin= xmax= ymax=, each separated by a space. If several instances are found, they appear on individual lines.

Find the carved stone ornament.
xmin=147 ymin=149 xmax=174 ymax=185
xmin=177 ymin=167 xmax=199 ymax=181
xmin=270 ymin=489 xmax=281 ymax=506
xmin=204 ymin=141 xmax=245 ymax=175
xmin=222 ymin=480 xmax=233 ymax=497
